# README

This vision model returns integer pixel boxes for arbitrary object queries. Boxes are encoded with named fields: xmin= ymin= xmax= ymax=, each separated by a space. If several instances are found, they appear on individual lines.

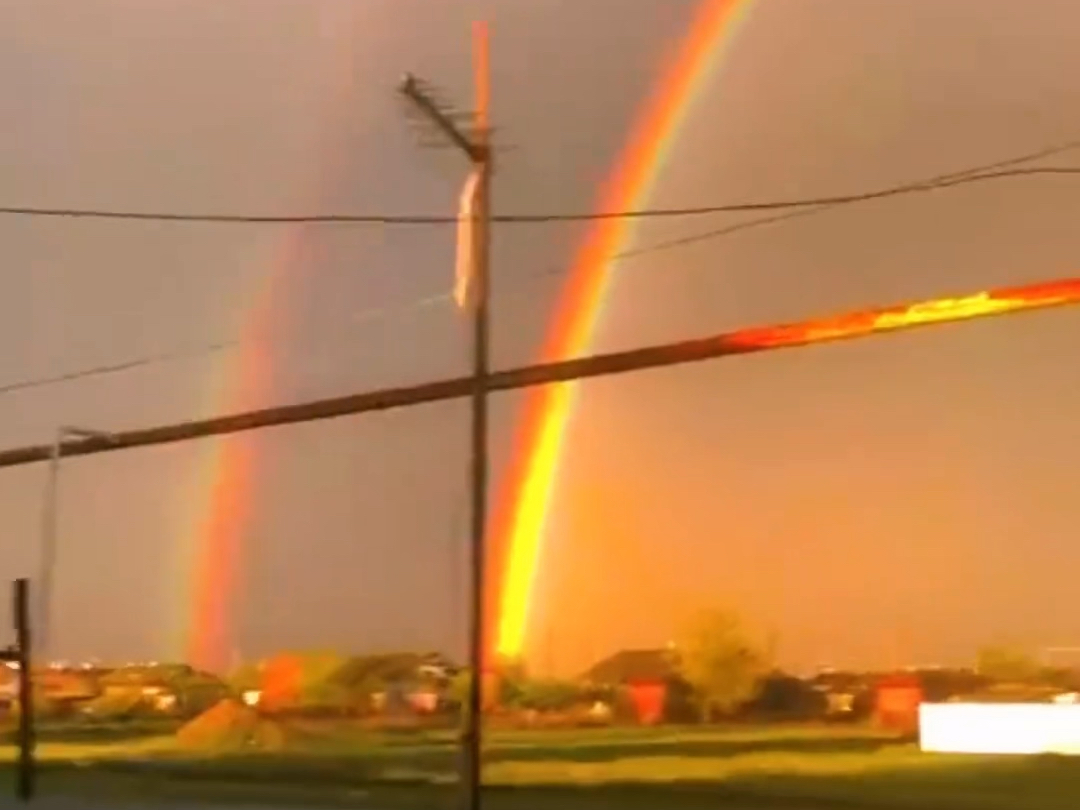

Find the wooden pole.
xmin=13 ymin=578 xmax=35 ymax=801
xmin=463 ymin=22 xmax=492 ymax=810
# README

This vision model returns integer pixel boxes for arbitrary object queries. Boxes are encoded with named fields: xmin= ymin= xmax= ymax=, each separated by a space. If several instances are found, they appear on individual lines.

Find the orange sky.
xmin=0 ymin=0 xmax=1077 ymax=675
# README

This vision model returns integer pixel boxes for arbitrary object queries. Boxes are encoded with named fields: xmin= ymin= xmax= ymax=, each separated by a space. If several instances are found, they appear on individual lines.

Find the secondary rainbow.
xmin=491 ymin=0 xmax=758 ymax=661
xmin=183 ymin=256 xmax=288 ymax=672
xmin=183 ymin=15 xmax=368 ymax=672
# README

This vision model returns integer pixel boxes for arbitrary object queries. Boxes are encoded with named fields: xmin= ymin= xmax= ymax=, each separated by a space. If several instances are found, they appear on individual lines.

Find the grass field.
xmin=1 ymin=723 xmax=1078 ymax=809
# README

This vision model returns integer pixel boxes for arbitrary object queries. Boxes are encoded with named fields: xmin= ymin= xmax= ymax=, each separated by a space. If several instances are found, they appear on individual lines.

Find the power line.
xmin=1 ymin=139 xmax=1077 ymax=399
xmin=503 ymin=166 xmax=1080 ymax=223
xmin=0 ymin=274 xmax=1073 ymax=470
xmin=489 ymin=139 xmax=1080 ymax=283
xmin=0 ymin=344 xmax=235 ymax=398
xmin=0 ymin=166 xmax=1076 ymax=227
xmin=0 ymin=206 xmax=450 ymax=225
xmin=0 ymin=290 xmax=453 ymax=398
xmin=615 ymin=137 xmax=1080 ymax=261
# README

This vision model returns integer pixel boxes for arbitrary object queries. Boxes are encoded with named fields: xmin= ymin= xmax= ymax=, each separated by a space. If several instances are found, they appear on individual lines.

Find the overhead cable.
xmin=0 ymin=166 xmax=1076 ymax=226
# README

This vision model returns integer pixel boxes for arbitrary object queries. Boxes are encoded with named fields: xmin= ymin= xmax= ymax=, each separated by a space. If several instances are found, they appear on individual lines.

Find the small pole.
xmin=37 ymin=425 xmax=116 ymax=663
xmin=13 ymin=578 xmax=35 ymax=801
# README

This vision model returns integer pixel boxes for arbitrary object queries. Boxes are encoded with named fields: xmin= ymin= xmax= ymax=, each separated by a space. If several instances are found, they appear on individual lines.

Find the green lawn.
xmin=0 ymin=724 xmax=1077 ymax=809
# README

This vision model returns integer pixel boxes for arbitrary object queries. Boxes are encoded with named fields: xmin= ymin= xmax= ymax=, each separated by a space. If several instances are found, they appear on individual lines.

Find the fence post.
xmin=4 ymin=579 xmax=35 ymax=801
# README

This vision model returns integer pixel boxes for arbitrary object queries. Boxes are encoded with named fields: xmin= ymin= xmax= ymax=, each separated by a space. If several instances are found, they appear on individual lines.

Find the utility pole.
xmin=1 ymin=579 xmax=36 ymax=801
xmin=400 ymin=21 xmax=492 ymax=810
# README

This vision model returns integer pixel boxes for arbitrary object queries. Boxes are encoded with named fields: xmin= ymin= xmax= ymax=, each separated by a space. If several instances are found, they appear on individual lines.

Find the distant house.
xmin=86 ymin=664 xmax=227 ymax=717
xmin=807 ymin=667 xmax=995 ymax=726
xmin=583 ymin=648 xmax=679 ymax=685
xmin=0 ymin=664 xmax=101 ymax=714
xmin=334 ymin=652 xmax=457 ymax=715
xmin=747 ymin=672 xmax=828 ymax=721
xmin=256 ymin=651 xmax=458 ymax=716
xmin=96 ymin=665 xmax=182 ymax=711
xmin=257 ymin=654 xmax=306 ymax=711
xmin=873 ymin=673 xmax=923 ymax=734
xmin=2 ymin=662 xmax=225 ymax=719
xmin=807 ymin=670 xmax=875 ymax=721
xmin=581 ymin=648 xmax=688 ymax=725
xmin=0 ymin=665 xmax=17 ymax=710
xmin=910 ymin=667 xmax=987 ymax=703
xmin=36 ymin=668 xmax=100 ymax=707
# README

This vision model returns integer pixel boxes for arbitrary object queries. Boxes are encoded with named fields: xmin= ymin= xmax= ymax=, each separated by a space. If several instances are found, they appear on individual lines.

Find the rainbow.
xmin=490 ymin=0 xmax=758 ymax=660
xmin=183 ymin=12 xmax=367 ymax=671
xmin=183 ymin=260 xmax=282 ymax=671
xmin=182 ymin=0 xmax=757 ymax=669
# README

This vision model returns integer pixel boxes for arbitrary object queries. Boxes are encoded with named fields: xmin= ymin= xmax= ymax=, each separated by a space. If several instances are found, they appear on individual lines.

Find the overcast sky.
xmin=0 ymin=0 xmax=1078 ymax=675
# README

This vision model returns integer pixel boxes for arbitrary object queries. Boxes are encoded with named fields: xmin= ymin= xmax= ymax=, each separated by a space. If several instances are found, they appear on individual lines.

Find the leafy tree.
xmin=291 ymin=652 xmax=352 ymax=712
xmin=675 ymin=608 xmax=769 ymax=722
xmin=10 ymin=690 xmax=64 ymax=721
xmin=497 ymin=657 xmax=528 ymax=684
xmin=448 ymin=667 xmax=521 ymax=718
xmin=517 ymin=679 xmax=582 ymax=713
xmin=256 ymin=651 xmax=351 ymax=713
xmin=173 ymin=671 xmax=232 ymax=717
xmin=496 ymin=661 xmax=529 ymax=708
xmin=749 ymin=672 xmax=827 ymax=721
xmin=227 ymin=662 xmax=262 ymax=694
xmin=80 ymin=690 xmax=150 ymax=721
xmin=449 ymin=669 xmax=472 ymax=707
xmin=296 ymin=652 xmax=346 ymax=692
xmin=976 ymin=645 xmax=1040 ymax=684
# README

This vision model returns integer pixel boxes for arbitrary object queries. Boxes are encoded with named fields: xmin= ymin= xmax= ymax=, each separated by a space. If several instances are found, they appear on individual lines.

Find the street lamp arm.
xmin=58 ymin=426 xmax=117 ymax=442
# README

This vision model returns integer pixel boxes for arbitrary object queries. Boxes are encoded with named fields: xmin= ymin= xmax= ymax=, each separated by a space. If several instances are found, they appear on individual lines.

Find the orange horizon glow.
xmin=488 ymin=268 xmax=1080 ymax=660
xmin=186 ymin=3 xmax=1080 ymax=672
xmin=490 ymin=0 xmax=754 ymax=662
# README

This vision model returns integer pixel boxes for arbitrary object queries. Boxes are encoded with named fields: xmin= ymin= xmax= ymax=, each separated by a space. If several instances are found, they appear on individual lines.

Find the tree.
xmin=293 ymin=651 xmax=352 ymax=712
xmin=675 ymin=608 xmax=770 ymax=722
xmin=227 ymin=661 xmax=262 ymax=694
xmin=749 ymin=672 xmax=827 ymax=721
xmin=975 ymin=645 xmax=1040 ymax=684
xmin=449 ymin=668 xmax=471 ymax=707
xmin=449 ymin=667 xmax=520 ymax=712
xmin=517 ymin=679 xmax=582 ymax=713
xmin=258 ymin=651 xmax=351 ymax=713
xmin=169 ymin=670 xmax=231 ymax=717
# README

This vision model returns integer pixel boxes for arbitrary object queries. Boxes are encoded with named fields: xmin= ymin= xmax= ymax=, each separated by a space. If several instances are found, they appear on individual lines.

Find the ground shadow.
xmin=0 ymin=752 xmax=1075 ymax=810
xmin=0 ymin=720 xmax=179 ymax=746
xmin=481 ymin=731 xmax=902 ymax=764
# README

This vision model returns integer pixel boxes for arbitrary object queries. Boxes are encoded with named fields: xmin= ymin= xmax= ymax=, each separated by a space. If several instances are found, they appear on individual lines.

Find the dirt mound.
xmin=175 ymin=698 xmax=286 ymax=752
